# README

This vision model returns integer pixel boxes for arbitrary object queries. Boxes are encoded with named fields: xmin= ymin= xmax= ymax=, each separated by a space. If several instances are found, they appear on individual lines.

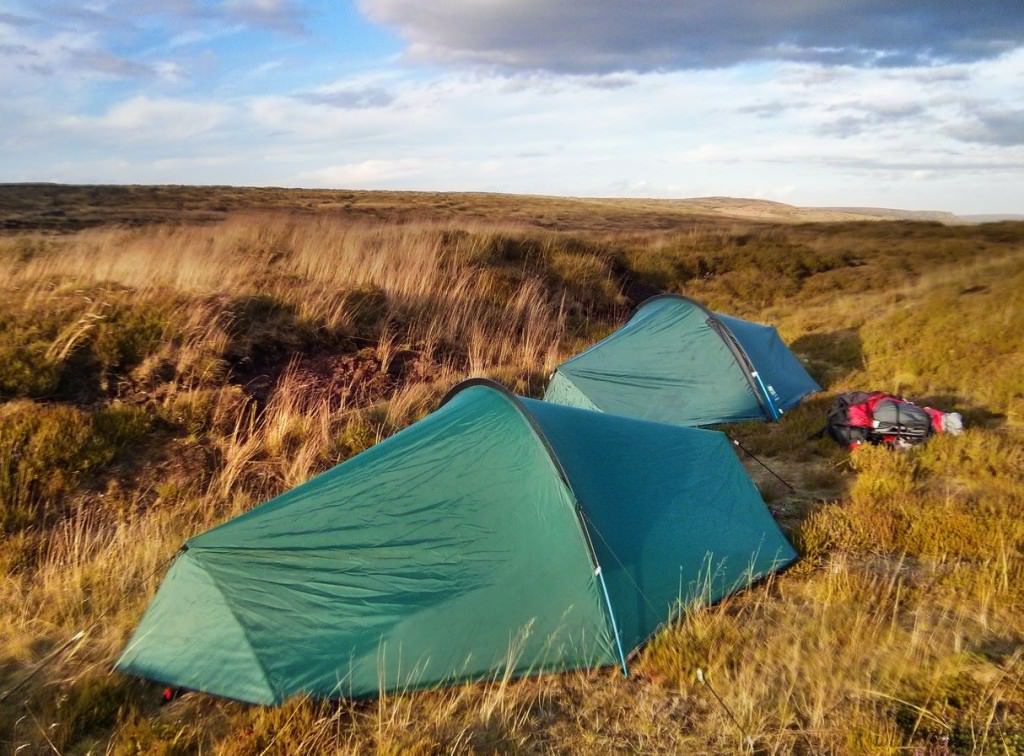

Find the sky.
xmin=1 ymin=1 xmax=1023 ymax=213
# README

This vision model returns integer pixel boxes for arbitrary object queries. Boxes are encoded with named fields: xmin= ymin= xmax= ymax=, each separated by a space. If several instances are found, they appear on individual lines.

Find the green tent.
xmin=545 ymin=295 xmax=821 ymax=426
xmin=117 ymin=380 xmax=796 ymax=704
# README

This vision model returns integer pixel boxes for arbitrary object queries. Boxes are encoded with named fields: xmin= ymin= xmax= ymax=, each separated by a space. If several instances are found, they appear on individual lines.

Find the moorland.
xmin=0 ymin=184 xmax=1021 ymax=753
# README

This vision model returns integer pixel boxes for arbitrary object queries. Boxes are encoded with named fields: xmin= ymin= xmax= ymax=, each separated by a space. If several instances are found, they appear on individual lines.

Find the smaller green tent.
xmin=117 ymin=380 xmax=796 ymax=704
xmin=545 ymin=294 xmax=821 ymax=427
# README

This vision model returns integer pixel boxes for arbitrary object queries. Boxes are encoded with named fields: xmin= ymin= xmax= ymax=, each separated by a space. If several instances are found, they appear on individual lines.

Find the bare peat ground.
xmin=0 ymin=185 xmax=1022 ymax=753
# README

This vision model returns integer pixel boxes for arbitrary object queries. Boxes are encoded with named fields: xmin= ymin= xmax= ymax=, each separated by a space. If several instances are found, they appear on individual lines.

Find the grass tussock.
xmin=0 ymin=188 xmax=1022 ymax=753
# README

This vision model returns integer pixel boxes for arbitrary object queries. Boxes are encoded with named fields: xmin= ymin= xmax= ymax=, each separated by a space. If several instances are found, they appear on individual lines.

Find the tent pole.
xmin=595 ymin=565 xmax=629 ymax=677
xmin=750 ymin=370 xmax=780 ymax=421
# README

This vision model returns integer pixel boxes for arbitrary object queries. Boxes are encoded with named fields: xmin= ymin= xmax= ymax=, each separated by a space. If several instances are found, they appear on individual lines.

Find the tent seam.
xmin=633 ymin=294 xmax=775 ymax=419
xmin=547 ymin=372 xmax=603 ymax=413
xmin=186 ymin=549 xmax=278 ymax=704
xmin=441 ymin=379 xmax=630 ymax=674
xmin=704 ymin=315 xmax=776 ymax=421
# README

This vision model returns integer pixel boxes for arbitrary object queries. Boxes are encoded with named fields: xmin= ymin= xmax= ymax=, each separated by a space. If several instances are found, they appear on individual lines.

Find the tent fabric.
xmin=520 ymin=398 xmax=797 ymax=653
xmin=118 ymin=383 xmax=615 ymax=704
xmin=714 ymin=313 xmax=820 ymax=415
xmin=545 ymin=295 xmax=820 ymax=427
xmin=117 ymin=380 xmax=796 ymax=704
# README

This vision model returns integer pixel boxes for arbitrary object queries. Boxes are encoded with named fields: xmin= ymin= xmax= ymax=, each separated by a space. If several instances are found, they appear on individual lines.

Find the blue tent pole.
xmin=751 ymin=370 xmax=780 ymax=421
xmin=595 ymin=565 xmax=629 ymax=676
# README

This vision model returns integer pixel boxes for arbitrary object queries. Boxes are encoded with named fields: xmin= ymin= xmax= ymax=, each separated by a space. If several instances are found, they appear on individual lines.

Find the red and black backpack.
xmin=825 ymin=391 xmax=934 ymax=449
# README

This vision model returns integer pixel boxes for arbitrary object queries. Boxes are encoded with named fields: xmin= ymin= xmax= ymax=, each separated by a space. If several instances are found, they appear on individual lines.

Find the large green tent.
xmin=545 ymin=294 xmax=821 ymax=427
xmin=116 ymin=379 xmax=796 ymax=705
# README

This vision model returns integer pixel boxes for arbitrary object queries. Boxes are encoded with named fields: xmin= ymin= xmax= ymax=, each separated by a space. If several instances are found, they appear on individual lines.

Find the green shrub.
xmin=0 ymin=293 xmax=171 ymax=399
xmin=0 ymin=401 xmax=153 ymax=533
xmin=334 ymin=408 xmax=386 ymax=458
xmin=0 ymin=342 xmax=61 ymax=397
xmin=0 ymin=300 xmax=77 ymax=398
xmin=789 ymin=329 xmax=863 ymax=386
xmin=797 ymin=432 xmax=1024 ymax=562
xmin=159 ymin=387 xmax=247 ymax=437
xmin=547 ymin=251 xmax=621 ymax=313
xmin=93 ymin=303 xmax=167 ymax=373
xmin=94 ymin=404 xmax=155 ymax=448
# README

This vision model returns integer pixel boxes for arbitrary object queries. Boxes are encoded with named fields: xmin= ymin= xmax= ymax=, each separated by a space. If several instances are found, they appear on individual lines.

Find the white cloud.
xmin=62 ymin=96 xmax=231 ymax=140
xmin=298 ymin=158 xmax=427 ymax=187
xmin=3 ymin=20 xmax=1023 ymax=213
xmin=221 ymin=0 xmax=306 ymax=34
xmin=949 ymin=109 xmax=1024 ymax=146
xmin=251 ymin=59 xmax=284 ymax=76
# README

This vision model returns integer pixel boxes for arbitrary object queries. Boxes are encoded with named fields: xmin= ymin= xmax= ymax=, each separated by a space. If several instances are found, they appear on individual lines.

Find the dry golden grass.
xmin=0 ymin=187 xmax=1022 ymax=753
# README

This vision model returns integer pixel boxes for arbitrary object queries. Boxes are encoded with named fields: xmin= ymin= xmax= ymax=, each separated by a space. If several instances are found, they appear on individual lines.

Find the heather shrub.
xmin=0 ymin=401 xmax=152 ymax=533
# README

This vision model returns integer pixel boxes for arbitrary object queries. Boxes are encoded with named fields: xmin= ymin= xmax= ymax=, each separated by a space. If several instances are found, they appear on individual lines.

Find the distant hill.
xmin=668 ymin=197 xmax=979 ymax=224
xmin=491 ymin=195 xmax=1010 ymax=225
xmin=810 ymin=205 xmax=961 ymax=223
xmin=0 ymin=184 xmax=1017 ymax=232
xmin=960 ymin=213 xmax=1024 ymax=223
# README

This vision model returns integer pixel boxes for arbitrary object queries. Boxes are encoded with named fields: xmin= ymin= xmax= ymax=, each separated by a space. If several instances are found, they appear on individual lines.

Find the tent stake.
xmin=696 ymin=668 xmax=755 ymax=750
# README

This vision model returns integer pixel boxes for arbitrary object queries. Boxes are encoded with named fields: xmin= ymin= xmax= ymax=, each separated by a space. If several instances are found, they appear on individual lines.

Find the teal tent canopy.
xmin=545 ymin=295 xmax=820 ymax=427
xmin=117 ymin=379 xmax=796 ymax=705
